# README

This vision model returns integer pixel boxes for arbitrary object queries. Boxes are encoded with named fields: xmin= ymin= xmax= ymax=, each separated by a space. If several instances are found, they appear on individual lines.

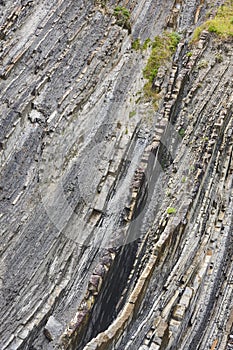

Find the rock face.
xmin=0 ymin=0 xmax=233 ymax=350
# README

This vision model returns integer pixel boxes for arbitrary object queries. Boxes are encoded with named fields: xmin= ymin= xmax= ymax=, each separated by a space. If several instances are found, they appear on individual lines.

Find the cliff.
xmin=0 ymin=1 xmax=233 ymax=350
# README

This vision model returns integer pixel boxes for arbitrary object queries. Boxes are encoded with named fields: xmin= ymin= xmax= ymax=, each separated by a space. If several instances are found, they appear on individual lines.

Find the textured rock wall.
xmin=0 ymin=1 xmax=232 ymax=350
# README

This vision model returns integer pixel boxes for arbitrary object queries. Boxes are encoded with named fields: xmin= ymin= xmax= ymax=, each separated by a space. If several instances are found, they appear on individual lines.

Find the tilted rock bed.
xmin=0 ymin=1 xmax=232 ymax=350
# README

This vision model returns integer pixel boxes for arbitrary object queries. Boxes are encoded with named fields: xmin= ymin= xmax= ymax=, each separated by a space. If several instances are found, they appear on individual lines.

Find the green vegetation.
xmin=132 ymin=38 xmax=141 ymax=50
xmin=142 ymin=32 xmax=180 ymax=108
xmin=167 ymin=207 xmax=177 ymax=214
xmin=114 ymin=6 xmax=130 ymax=18
xmin=97 ymin=0 xmax=107 ymax=7
xmin=178 ymin=128 xmax=185 ymax=137
xmin=193 ymin=1 xmax=233 ymax=41
xmin=198 ymin=59 xmax=209 ymax=69
xmin=142 ymin=38 xmax=152 ymax=50
xmin=143 ymin=82 xmax=160 ymax=108
xmin=129 ymin=110 xmax=136 ymax=118
xmin=114 ymin=6 xmax=131 ymax=32
xmin=143 ymin=32 xmax=180 ymax=83
xmin=167 ymin=31 xmax=181 ymax=51
xmin=215 ymin=52 xmax=223 ymax=62
xmin=131 ymin=38 xmax=152 ymax=51
xmin=181 ymin=177 xmax=187 ymax=183
xmin=186 ymin=51 xmax=193 ymax=57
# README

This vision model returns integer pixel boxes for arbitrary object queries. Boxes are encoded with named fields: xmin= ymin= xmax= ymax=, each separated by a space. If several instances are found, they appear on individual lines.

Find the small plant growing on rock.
xmin=143 ymin=32 xmax=180 ymax=83
xmin=114 ymin=6 xmax=131 ymax=32
xmin=132 ymin=38 xmax=141 ymax=50
xmin=95 ymin=0 xmax=107 ymax=7
xmin=142 ymin=31 xmax=181 ymax=108
xmin=215 ymin=52 xmax=223 ymax=62
xmin=178 ymin=128 xmax=185 ymax=137
xmin=168 ymin=31 xmax=181 ymax=51
xmin=142 ymin=38 xmax=152 ymax=50
xmin=198 ymin=59 xmax=209 ymax=69
xmin=167 ymin=207 xmax=176 ymax=214
xmin=129 ymin=110 xmax=136 ymax=118
xmin=192 ymin=1 xmax=233 ymax=41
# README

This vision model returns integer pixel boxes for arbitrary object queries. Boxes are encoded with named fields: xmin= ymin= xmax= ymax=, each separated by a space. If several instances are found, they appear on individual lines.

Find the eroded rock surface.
xmin=0 ymin=1 xmax=232 ymax=350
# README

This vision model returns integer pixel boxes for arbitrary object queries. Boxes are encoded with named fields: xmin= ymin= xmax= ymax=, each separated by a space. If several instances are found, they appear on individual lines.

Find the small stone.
xmin=146 ymin=330 xmax=154 ymax=339
xmin=150 ymin=342 xmax=160 ymax=350
xmin=89 ymin=274 xmax=102 ymax=293
xmin=28 ymin=109 xmax=45 ymax=123
xmin=44 ymin=316 xmax=63 ymax=341
xmin=100 ymin=253 xmax=112 ymax=266
xmin=139 ymin=346 xmax=149 ymax=350
xmin=173 ymin=304 xmax=186 ymax=321
xmin=157 ymin=319 xmax=168 ymax=338
xmin=93 ymin=264 xmax=106 ymax=277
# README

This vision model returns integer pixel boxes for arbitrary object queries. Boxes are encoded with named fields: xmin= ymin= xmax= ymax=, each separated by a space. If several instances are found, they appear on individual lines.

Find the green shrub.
xmin=114 ymin=6 xmax=130 ymax=17
xmin=167 ymin=207 xmax=177 ymax=214
xmin=114 ymin=6 xmax=131 ymax=31
xmin=132 ymin=38 xmax=141 ymax=50
xmin=192 ymin=1 xmax=233 ymax=41
xmin=168 ymin=32 xmax=181 ymax=51
xmin=142 ymin=38 xmax=152 ymax=50
xmin=143 ymin=32 xmax=180 ymax=83
xmin=178 ymin=128 xmax=185 ymax=137
xmin=143 ymin=32 xmax=180 ymax=107
xmin=208 ymin=23 xmax=218 ymax=33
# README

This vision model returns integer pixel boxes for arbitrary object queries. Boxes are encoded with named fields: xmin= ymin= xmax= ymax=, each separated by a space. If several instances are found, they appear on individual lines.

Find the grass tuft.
xmin=132 ymin=38 xmax=141 ymax=50
xmin=193 ymin=1 xmax=233 ymax=41
xmin=114 ymin=6 xmax=131 ymax=32
xmin=143 ymin=32 xmax=180 ymax=107
xmin=143 ymin=32 xmax=180 ymax=83
xmin=167 ymin=207 xmax=177 ymax=214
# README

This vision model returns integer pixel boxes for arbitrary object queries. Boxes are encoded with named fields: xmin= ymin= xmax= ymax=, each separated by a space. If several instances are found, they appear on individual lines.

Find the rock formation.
xmin=0 ymin=1 xmax=232 ymax=349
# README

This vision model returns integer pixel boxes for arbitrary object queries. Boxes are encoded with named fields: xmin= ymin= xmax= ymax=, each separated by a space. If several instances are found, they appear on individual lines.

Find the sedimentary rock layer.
xmin=0 ymin=1 xmax=232 ymax=350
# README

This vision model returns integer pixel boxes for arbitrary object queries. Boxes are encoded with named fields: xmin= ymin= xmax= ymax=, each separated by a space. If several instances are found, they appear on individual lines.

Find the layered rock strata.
xmin=0 ymin=1 xmax=232 ymax=350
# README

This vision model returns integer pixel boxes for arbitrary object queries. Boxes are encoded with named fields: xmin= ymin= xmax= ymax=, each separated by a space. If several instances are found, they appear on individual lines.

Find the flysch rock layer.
xmin=0 ymin=1 xmax=232 ymax=350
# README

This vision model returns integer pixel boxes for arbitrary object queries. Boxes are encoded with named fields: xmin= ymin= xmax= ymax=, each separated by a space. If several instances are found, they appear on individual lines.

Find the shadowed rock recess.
xmin=0 ymin=0 xmax=233 ymax=349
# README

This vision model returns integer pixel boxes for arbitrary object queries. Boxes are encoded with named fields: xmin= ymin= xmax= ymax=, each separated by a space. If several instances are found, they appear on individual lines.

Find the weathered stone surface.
xmin=0 ymin=1 xmax=233 ymax=350
xmin=44 ymin=316 xmax=63 ymax=342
